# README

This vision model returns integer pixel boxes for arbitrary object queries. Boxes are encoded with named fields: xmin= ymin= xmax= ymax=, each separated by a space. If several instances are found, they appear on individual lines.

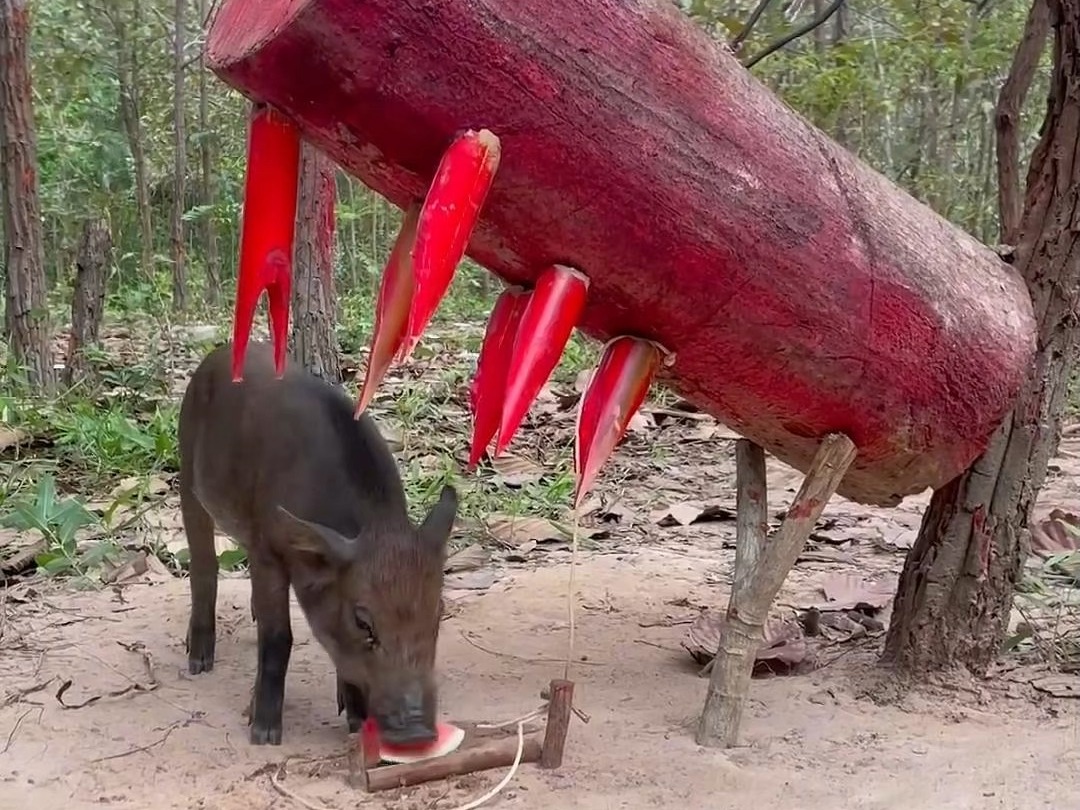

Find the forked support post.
xmin=695 ymin=433 xmax=858 ymax=747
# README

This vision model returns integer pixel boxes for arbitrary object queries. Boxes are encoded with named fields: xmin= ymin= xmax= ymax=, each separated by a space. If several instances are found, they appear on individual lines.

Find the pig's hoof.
xmin=250 ymin=720 xmax=283 ymax=746
xmin=186 ymin=637 xmax=215 ymax=674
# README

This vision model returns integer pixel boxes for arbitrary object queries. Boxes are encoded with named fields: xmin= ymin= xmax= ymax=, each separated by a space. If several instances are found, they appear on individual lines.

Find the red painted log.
xmin=206 ymin=0 xmax=1036 ymax=506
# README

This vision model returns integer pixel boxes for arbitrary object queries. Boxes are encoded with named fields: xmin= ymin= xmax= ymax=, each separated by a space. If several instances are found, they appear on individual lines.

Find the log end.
xmin=207 ymin=0 xmax=310 ymax=68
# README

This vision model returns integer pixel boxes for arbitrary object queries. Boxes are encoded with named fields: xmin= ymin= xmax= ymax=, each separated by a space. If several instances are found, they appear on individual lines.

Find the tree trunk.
xmin=289 ymin=141 xmax=340 ymax=383
xmin=884 ymin=0 xmax=1080 ymax=676
xmin=170 ymin=0 xmax=188 ymax=312
xmin=109 ymin=1 xmax=154 ymax=278
xmin=197 ymin=0 xmax=221 ymax=305
xmin=64 ymin=220 xmax=111 ymax=388
xmin=207 ymin=0 xmax=1037 ymax=506
xmin=0 ymin=0 xmax=53 ymax=392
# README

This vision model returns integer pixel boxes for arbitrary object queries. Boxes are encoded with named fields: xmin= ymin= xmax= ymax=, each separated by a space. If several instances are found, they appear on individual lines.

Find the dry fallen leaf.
xmin=651 ymin=502 xmax=735 ymax=527
xmin=445 ymin=544 xmax=490 ymax=573
xmin=1031 ymin=675 xmax=1080 ymax=698
xmin=0 ymin=426 xmax=29 ymax=452
xmin=444 ymin=570 xmax=496 ymax=591
xmin=1030 ymin=509 xmax=1080 ymax=557
xmin=682 ymin=612 xmax=811 ymax=674
xmin=802 ymin=574 xmax=895 ymax=612
xmin=489 ymin=452 xmax=545 ymax=487
xmin=485 ymin=514 xmax=573 ymax=546
xmin=110 ymin=474 xmax=171 ymax=499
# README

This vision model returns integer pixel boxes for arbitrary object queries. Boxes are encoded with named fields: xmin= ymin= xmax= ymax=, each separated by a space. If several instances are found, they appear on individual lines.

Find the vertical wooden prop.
xmin=696 ymin=433 xmax=857 ymax=747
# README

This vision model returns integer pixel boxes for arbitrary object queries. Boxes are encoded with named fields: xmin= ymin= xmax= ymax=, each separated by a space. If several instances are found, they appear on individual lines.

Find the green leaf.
xmin=218 ymin=548 xmax=248 ymax=571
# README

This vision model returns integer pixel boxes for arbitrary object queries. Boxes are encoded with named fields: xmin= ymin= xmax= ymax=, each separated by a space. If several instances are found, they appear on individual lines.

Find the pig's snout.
xmin=375 ymin=688 xmax=436 ymax=746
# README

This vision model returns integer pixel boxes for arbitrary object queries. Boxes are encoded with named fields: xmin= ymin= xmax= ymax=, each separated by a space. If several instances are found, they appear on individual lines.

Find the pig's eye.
xmin=354 ymin=607 xmax=379 ymax=649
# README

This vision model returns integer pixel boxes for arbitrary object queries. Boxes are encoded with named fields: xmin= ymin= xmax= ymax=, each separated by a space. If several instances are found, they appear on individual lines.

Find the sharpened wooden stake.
xmin=696 ymin=433 xmax=857 ymax=748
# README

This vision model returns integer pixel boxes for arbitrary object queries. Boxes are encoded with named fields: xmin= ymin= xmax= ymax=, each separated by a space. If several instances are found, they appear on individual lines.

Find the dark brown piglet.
xmin=178 ymin=341 xmax=457 ymax=746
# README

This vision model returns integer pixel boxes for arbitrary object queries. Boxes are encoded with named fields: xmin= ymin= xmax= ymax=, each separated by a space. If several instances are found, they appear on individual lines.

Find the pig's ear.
xmin=277 ymin=505 xmax=357 ymax=565
xmin=418 ymin=485 xmax=458 ymax=553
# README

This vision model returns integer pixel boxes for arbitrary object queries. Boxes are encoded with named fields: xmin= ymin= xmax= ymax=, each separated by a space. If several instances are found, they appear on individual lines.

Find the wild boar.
xmin=178 ymin=341 xmax=457 ymax=746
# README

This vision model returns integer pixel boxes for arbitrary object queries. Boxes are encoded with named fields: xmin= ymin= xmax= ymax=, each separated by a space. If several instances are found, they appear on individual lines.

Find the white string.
xmin=445 ymin=721 xmax=526 ymax=810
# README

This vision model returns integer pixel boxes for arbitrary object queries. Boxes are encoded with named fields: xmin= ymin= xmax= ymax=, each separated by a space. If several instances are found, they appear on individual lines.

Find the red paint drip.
xmin=231 ymin=103 xmax=301 ymax=381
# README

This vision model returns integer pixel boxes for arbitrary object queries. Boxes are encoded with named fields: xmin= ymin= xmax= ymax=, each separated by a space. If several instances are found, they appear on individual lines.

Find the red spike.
xmin=467 ymin=285 xmax=531 ymax=469
xmin=574 ymin=337 xmax=670 ymax=509
xmin=355 ymin=204 xmax=421 ymax=417
xmin=403 ymin=129 xmax=501 ymax=359
xmin=496 ymin=265 xmax=589 ymax=456
xmin=231 ymin=103 xmax=301 ymax=381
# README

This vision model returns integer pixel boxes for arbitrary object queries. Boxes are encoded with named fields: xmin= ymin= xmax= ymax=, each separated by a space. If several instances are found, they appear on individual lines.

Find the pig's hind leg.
xmin=181 ymin=487 xmax=219 ymax=675
xmin=247 ymin=551 xmax=293 ymax=745
xmin=336 ymin=676 xmax=369 ymax=733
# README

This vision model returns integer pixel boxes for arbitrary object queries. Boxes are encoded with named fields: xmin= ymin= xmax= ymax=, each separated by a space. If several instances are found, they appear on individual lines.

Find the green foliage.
xmin=0 ymin=473 xmax=101 ymax=576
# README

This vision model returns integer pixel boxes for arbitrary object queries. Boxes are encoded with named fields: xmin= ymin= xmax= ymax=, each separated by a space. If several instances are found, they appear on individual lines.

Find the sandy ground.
xmin=0 ymin=324 xmax=1077 ymax=808
xmin=2 ymin=453 xmax=1078 ymax=810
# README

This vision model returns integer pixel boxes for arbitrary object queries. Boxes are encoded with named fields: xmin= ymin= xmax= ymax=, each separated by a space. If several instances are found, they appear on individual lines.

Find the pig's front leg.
xmin=248 ymin=552 xmax=293 ymax=745
xmin=336 ymin=676 xmax=368 ymax=733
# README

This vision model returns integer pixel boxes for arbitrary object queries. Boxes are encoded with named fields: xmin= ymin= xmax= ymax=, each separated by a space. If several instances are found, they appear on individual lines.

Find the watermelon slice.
xmin=360 ymin=719 xmax=466 ymax=765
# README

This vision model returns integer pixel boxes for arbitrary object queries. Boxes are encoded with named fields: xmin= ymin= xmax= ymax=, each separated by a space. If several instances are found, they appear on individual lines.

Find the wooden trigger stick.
xmin=349 ymin=678 xmax=576 ymax=793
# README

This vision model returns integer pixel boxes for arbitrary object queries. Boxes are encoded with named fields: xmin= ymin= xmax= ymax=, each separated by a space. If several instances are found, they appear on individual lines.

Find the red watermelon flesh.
xmin=360 ymin=718 xmax=466 ymax=765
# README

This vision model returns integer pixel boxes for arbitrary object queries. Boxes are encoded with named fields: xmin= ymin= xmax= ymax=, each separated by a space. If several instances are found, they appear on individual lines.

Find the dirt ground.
xmin=2 ymin=441 xmax=1079 ymax=810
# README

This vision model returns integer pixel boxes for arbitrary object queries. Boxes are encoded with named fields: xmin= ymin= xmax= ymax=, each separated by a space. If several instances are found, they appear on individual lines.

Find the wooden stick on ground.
xmin=695 ymin=433 xmax=857 ymax=748
xmin=363 ymin=736 xmax=543 ymax=792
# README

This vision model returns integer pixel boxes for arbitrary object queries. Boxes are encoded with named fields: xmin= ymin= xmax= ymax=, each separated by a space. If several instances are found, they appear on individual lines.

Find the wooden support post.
xmin=540 ymin=678 xmax=575 ymax=769
xmin=695 ymin=433 xmax=857 ymax=748
xmin=732 ymin=440 xmax=768 ymax=599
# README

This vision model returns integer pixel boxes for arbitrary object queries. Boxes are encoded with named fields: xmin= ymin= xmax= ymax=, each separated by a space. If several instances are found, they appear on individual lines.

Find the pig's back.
xmin=180 ymin=342 xmax=410 ymax=543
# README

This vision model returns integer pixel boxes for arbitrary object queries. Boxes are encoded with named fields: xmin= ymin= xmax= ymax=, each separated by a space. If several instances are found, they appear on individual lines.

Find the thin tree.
xmin=197 ymin=0 xmax=220 ymax=305
xmin=289 ymin=141 xmax=341 ymax=382
xmin=0 ymin=0 xmax=54 ymax=391
xmin=885 ymin=0 xmax=1080 ymax=674
xmin=170 ymin=0 xmax=188 ymax=311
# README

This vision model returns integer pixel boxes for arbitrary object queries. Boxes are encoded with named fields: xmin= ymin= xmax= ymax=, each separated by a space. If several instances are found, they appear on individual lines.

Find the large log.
xmin=206 ymin=0 xmax=1036 ymax=506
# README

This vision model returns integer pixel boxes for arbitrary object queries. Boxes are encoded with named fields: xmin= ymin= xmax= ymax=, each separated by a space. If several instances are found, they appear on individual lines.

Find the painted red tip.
xmin=467 ymin=285 xmax=531 ymax=469
xmin=495 ymin=265 xmax=590 ymax=456
xmin=231 ymin=103 xmax=301 ymax=382
xmin=355 ymin=204 xmax=421 ymax=418
xmin=403 ymin=129 xmax=501 ymax=360
xmin=574 ymin=336 xmax=670 ymax=509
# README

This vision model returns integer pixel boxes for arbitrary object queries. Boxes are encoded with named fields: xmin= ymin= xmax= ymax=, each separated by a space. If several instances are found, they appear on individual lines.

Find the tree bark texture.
xmin=289 ymin=140 xmax=340 ymax=383
xmin=996 ymin=0 xmax=1053 ymax=245
xmin=108 ymin=2 xmax=154 ymax=278
xmin=198 ymin=0 xmax=221 ymax=305
xmin=0 ymin=0 xmax=53 ymax=391
xmin=884 ymin=0 xmax=1080 ymax=676
xmin=64 ymin=220 xmax=111 ymax=388
xmin=206 ymin=0 xmax=1037 ymax=506
xmin=170 ymin=0 xmax=188 ymax=311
